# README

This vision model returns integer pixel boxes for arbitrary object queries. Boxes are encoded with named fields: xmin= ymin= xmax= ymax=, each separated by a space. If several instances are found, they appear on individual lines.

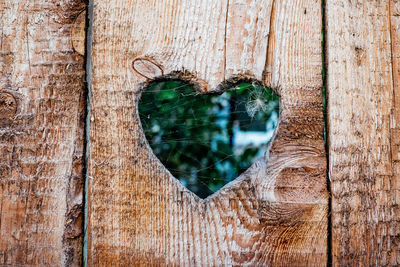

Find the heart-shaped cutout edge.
xmin=135 ymin=71 xmax=281 ymax=200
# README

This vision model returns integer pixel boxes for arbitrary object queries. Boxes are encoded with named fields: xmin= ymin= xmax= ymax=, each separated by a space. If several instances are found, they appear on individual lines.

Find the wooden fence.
xmin=0 ymin=0 xmax=399 ymax=266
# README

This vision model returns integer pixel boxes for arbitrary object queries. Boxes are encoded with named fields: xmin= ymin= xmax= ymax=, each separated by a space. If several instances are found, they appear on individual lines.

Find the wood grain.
xmin=88 ymin=0 xmax=327 ymax=265
xmin=0 ymin=0 xmax=86 ymax=265
xmin=327 ymin=0 xmax=400 ymax=265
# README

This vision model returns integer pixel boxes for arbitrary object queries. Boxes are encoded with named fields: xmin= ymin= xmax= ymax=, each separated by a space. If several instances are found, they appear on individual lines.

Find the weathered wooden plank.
xmin=88 ymin=0 xmax=327 ymax=265
xmin=0 ymin=0 xmax=86 ymax=265
xmin=327 ymin=0 xmax=400 ymax=265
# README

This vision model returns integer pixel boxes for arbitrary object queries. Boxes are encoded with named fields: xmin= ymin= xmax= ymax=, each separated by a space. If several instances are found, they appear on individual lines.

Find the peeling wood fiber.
xmin=327 ymin=0 xmax=400 ymax=265
xmin=0 ymin=0 xmax=86 ymax=265
xmin=87 ymin=0 xmax=327 ymax=266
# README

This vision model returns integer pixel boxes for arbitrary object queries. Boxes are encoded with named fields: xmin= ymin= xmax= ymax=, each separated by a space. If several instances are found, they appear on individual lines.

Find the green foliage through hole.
xmin=139 ymin=80 xmax=279 ymax=198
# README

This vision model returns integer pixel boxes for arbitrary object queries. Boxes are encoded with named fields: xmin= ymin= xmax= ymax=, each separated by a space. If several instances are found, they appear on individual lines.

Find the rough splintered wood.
xmin=0 ymin=0 xmax=86 ymax=266
xmin=88 ymin=0 xmax=327 ymax=266
xmin=327 ymin=0 xmax=400 ymax=265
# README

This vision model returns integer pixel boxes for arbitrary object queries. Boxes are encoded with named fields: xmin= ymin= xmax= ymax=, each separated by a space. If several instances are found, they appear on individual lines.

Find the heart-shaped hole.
xmin=139 ymin=80 xmax=279 ymax=198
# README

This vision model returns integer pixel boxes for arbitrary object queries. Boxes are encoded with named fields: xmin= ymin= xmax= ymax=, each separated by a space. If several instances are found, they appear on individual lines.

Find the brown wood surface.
xmin=3 ymin=0 xmax=400 ymax=265
xmin=327 ymin=0 xmax=400 ymax=265
xmin=0 ymin=0 xmax=86 ymax=265
xmin=87 ymin=0 xmax=327 ymax=266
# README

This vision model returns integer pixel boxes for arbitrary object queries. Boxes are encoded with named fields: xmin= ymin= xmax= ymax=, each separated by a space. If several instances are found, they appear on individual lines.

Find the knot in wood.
xmin=0 ymin=92 xmax=17 ymax=119
xmin=71 ymin=10 xmax=86 ymax=56
xmin=132 ymin=57 xmax=164 ymax=80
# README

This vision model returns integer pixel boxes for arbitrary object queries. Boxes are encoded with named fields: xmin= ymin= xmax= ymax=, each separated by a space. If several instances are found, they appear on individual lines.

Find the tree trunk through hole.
xmin=2 ymin=0 xmax=400 ymax=266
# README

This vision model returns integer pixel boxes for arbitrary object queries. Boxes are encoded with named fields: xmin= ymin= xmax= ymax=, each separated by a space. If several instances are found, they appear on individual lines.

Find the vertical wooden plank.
xmin=327 ymin=0 xmax=400 ymax=265
xmin=0 ymin=0 xmax=86 ymax=265
xmin=88 ymin=0 xmax=327 ymax=266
